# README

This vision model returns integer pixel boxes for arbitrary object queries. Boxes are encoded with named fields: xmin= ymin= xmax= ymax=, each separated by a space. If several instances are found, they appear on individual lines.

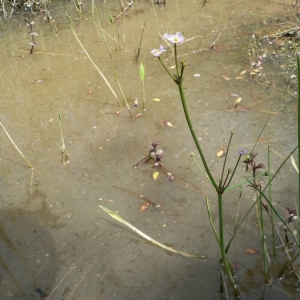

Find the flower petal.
xmin=150 ymin=45 xmax=166 ymax=57
xmin=163 ymin=32 xmax=185 ymax=44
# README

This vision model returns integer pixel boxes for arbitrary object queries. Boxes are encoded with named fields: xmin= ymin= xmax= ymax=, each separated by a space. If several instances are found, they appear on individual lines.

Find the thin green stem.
xmin=158 ymin=57 xmax=174 ymax=81
xmin=251 ymin=117 xmax=270 ymax=153
xmin=268 ymin=146 xmax=276 ymax=256
xmin=258 ymin=188 xmax=269 ymax=282
xmin=218 ymin=193 xmax=240 ymax=296
xmin=177 ymin=83 xmax=218 ymax=190
xmin=224 ymin=155 xmax=242 ymax=190
xmin=220 ymin=131 xmax=234 ymax=188
xmin=263 ymin=145 xmax=298 ymax=192
xmin=206 ymin=197 xmax=220 ymax=245
xmin=247 ymin=178 xmax=299 ymax=246
xmin=174 ymin=44 xmax=180 ymax=77
xmin=190 ymin=153 xmax=212 ymax=185
xmin=221 ymin=169 xmax=231 ymax=189
xmin=225 ymin=172 xmax=267 ymax=192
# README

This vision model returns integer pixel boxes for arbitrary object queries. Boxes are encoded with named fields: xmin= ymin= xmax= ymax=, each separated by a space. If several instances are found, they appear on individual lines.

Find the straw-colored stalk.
xmin=111 ymin=65 xmax=133 ymax=118
xmin=109 ymin=15 xmax=119 ymax=53
xmin=0 ymin=122 xmax=33 ymax=169
xmin=98 ymin=204 xmax=206 ymax=259
xmin=66 ymin=13 xmax=121 ymax=107
xmin=94 ymin=6 xmax=112 ymax=58
xmin=41 ymin=120 xmax=69 ymax=164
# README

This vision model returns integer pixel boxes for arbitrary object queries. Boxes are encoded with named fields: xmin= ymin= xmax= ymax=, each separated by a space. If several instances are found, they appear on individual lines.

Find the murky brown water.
xmin=0 ymin=0 xmax=299 ymax=299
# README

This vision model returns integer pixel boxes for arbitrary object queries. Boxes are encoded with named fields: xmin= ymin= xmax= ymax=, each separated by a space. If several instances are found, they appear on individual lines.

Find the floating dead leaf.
xmin=167 ymin=172 xmax=175 ymax=181
xmin=216 ymin=150 xmax=224 ymax=157
xmin=222 ymin=76 xmax=231 ymax=81
xmin=163 ymin=120 xmax=174 ymax=128
xmin=140 ymin=202 xmax=150 ymax=212
xmin=155 ymin=204 xmax=162 ymax=208
xmin=133 ymin=98 xmax=139 ymax=107
xmin=245 ymin=248 xmax=257 ymax=255
xmin=216 ymin=147 xmax=226 ymax=158
xmin=236 ymin=77 xmax=244 ymax=79
xmin=153 ymin=172 xmax=159 ymax=180
xmin=235 ymin=98 xmax=242 ymax=103
xmin=153 ymin=98 xmax=160 ymax=102
xmin=169 ymin=65 xmax=176 ymax=69
xmin=239 ymin=70 xmax=246 ymax=75
xmin=134 ymin=113 xmax=143 ymax=118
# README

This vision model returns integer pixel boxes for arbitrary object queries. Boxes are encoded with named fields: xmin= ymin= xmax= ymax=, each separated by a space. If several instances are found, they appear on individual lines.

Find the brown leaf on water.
xmin=245 ymin=248 xmax=257 ymax=255
xmin=140 ymin=202 xmax=150 ymax=212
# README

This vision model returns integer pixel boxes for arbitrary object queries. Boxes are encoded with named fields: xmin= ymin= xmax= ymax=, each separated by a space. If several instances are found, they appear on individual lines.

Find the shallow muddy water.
xmin=0 ymin=0 xmax=299 ymax=299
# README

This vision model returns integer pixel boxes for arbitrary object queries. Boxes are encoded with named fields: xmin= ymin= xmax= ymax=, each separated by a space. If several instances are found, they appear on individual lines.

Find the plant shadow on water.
xmin=0 ymin=0 xmax=299 ymax=299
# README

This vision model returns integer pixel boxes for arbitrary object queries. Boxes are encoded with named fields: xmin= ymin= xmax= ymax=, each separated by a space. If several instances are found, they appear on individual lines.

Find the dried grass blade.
xmin=0 ymin=122 xmax=33 ymax=168
xmin=98 ymin=204 xmax=206 ymax=259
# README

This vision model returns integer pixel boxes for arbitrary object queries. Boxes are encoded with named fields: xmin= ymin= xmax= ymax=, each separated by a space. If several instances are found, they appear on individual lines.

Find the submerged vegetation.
xmin=0 ymin=0 xmax=299 ymax=299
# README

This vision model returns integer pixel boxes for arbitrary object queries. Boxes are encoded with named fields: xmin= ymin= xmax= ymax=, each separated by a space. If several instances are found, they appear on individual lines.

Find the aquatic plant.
xmin=66 ymin=13 xmax=121 ymax=106
xmin=0 ymin=122 xmax=33 ymax=169
xmin=26 ymin=20 xmax=38 ymax=54
xmin=135 ymin=20 xmax=147 ymax=61
xmin=139 ymin=61 xmax=146 ymax=111
xmin=111 ymin=65 xmax=133 ymax=118
xmin=151 ymin=32 xmax=299 ymax=296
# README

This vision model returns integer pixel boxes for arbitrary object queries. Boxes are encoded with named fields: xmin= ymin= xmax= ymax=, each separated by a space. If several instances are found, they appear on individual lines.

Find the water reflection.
xmin=0 ymin=209 xmax=58 ymax=299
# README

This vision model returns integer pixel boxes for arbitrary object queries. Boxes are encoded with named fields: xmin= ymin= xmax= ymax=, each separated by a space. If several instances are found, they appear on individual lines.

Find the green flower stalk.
xmin=151 ymin=33 xmax=241 ymax=296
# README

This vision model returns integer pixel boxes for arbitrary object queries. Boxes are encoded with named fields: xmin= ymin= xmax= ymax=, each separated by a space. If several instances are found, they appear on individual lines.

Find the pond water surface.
xmin=0 ymin=0 xmax=299 ymax=299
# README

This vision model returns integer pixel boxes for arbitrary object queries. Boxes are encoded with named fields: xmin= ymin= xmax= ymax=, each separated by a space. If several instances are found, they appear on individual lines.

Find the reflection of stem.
xmin=45 ymin=267 xmax=76 ymax=300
